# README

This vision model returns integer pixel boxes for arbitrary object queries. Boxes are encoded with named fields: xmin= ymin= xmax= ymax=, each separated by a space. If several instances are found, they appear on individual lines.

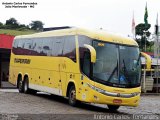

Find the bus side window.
xmin=42 ymin=38 xmax=53 ymax=56
xmin=24 ymin=39 xmax=33 ymax=50
xmin=13 ymin=39 xmax=18 ymax=48
xmin=23 ymin=39 xmax=33 ymax=55
xmin=16 ymin=39 xmax=25 ymax=55
xmin=78 ymin=35 xmax=92 ymax=76
xmin=32 ymin=38 xmax=43 ymax=55
xmin=17 ymin=39 xmax=24 ymax=48
xmin=12 ymin=39 xmax=19 ymax=54
xmin=82 ymin=50 xmax=91 ymax=77
xmin=63 ymin=36 xmax=76 ymax=62
xmin=52 ymin=37 xmax=64 ymax=56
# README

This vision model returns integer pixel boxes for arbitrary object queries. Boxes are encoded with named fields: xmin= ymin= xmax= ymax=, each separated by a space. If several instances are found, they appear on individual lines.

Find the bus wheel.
xmin=23 ymin=77 xmax=29 ymax=94
xmin=68 ymin=86 xmax=77 ymax=106
xmin=23 ymin=77 xmax=37 ymax=94
xmin=107 ymin=105 xmax=120 ymax=111
xmin=18 ymin=77 xmax=24 ymax=93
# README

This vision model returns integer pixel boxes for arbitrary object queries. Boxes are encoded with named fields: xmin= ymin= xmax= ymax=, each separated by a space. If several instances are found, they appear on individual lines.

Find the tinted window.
xmin=13 ymin=36 xmax=77 ymax=59
xmin=32 ymin=38 xmax=43 ymax=55
xmin=24 ymin=39 xmax=33 ymax=50
xmin=78 ymin=35 xmax=91 ymax=48
xmin=42 ymin=38 xmax=53 ymax=56
xmin=93 ymin=41 xmax=118 ymax=84
xmin=82 ymin=51 xmax=91 ymax=77
xmin=12 ymin=39 xmax=19 ymax=54
xmin=63 ymin=36 xmax=76 ymax=62
xmin=20 ymin=39 xmax=32 ymax=55
xmin=78 ymin=35 xmax=92 ymax=75
xmin=119 ymin=46 xmax=141 ymax=86
xmin=13 ymin=39 xmax=18 ymax=48
xmin=52 ymin=37 xmax=64 ymax=56
xmin=13 ymin=39 xmax=24 ymax=55
xmin=17 ymin=39 xmax=24 ymax=48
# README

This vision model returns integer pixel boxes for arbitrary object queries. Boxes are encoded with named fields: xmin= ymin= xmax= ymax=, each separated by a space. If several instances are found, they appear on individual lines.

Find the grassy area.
xmin=0 ymin=29 xmax=38 ymax=36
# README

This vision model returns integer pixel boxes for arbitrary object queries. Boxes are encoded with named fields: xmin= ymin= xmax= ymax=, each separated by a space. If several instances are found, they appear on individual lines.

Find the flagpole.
xmin=145 ymin=33 xmax=146 ymax=52
xmin=155 ymin=13 xmax=159 ymax=93
xmin=156 ymin=33 xmax=159 ymax=93
xmin=144 ymin=2 xmax=148 ymax=52
xmin=132 ymin=11 xmax=135 ymax=39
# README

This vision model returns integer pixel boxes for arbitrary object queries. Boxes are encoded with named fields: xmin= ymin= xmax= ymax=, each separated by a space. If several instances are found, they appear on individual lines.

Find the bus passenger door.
xmin=52 ymin=38 xmax=64 ymax=96
xmin=59 ymin=58 xmax=67 ymax=96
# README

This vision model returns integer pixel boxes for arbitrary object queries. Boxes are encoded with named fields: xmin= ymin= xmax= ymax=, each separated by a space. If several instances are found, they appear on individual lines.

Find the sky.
xmin=0 ymin=0 xmax=160 ymax=37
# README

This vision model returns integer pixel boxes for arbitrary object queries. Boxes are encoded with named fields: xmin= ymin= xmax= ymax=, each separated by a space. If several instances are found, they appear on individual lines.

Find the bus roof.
xmin=15 ymin=27 xmax=138 ymax=46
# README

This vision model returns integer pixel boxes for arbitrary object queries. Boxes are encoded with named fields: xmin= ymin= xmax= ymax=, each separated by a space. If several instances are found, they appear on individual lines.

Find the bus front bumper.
xmin=83 ymin=83 xmax=141 ymax=107
xmin=91 ymin=92 xmax=140 ymax=107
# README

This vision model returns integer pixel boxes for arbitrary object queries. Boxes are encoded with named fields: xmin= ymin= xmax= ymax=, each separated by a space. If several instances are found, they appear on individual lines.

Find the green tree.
xmin=135 ymin=23 xmax=151 ymax=51
xmin=17 ymin=24 xmax=30 ymax=31
xmin=0 ymin=22 xmax=3 ymax=28
xmin=30 ymin=21 xmax=44 ymax=31
xmin=5 ymin=18 xmax=19 ymax=29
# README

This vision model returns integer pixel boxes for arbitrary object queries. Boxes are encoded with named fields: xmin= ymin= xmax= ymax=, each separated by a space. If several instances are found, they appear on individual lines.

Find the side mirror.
xmin=141 ymin=52 xmax=152 ymax=69
xmin=84 ymin=44 xmax=96 ymax=63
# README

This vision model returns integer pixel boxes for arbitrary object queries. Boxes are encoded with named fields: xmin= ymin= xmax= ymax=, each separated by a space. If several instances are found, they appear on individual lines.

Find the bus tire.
xmin=107 ymin=105 xmax=120 ymax=111
xmin=23 ymin=76 xmax=37 ymax=94
xmin=68 ymin=86 xmax=77 ymax=106
xmin=23 ymin=76 xmax=29 ymax=94
xmin=17 ymin=76 xmax=24 ymax=93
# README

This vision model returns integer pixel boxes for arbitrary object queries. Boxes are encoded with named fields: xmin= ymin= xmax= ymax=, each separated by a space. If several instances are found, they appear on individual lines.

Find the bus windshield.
xmin=92 ymin=41 xmax=141 ymax=88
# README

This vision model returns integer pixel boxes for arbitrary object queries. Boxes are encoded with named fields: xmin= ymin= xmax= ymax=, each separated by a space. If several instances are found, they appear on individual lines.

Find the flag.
xmin=132 ymin=12 xmax=135 ymax=38
xmin=144 ymin=3 xmax=148 ymax=26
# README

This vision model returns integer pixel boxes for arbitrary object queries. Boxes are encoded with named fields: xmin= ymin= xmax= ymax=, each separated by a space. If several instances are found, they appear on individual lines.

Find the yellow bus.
xmin=9 ymin=27 xmax=144 ymax=110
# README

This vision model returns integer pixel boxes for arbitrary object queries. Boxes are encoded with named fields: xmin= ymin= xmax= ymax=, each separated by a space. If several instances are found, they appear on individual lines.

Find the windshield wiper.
xmin=123 ymin=59 xmax=126 ymax=72
xmin=108 ymin=61 xmax=118 ymax=82
xmin=120 ymin=59 xmax=131 ymax=85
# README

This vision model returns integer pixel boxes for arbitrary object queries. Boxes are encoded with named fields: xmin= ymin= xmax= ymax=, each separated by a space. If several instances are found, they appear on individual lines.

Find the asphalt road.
xmin=0 ymin=90 xmax=160 ymax=120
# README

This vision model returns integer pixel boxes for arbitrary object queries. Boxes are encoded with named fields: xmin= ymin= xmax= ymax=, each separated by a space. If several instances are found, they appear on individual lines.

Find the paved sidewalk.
xmin=1 ymin=81 xmax=16 ymax=89
xmin=0 ymin=89 xmax=18 ymax=92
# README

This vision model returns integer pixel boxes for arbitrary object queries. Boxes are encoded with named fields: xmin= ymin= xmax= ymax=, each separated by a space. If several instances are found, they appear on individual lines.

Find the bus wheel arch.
xmin=67 ymin=82 xmax=77 ymax=106
xmin=23 ymin=74 xmax=37 ymax=94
